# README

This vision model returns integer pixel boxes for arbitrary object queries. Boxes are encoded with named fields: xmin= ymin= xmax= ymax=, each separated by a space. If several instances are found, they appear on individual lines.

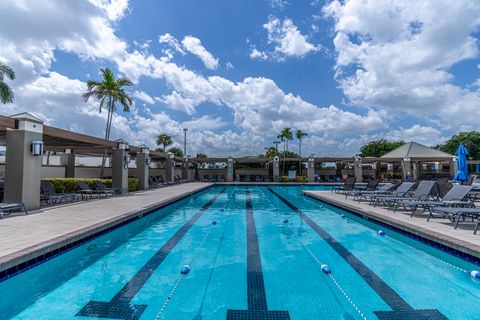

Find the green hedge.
xmin=279 ymin=175 xmax=308 ymax=182
xmin=43 ymin=178 xmax=139 ymax=192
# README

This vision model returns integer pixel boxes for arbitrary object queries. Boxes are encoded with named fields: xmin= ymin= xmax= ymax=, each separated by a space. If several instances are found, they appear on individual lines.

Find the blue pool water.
xmin=1 ymin=185 xmax=480 ymax=319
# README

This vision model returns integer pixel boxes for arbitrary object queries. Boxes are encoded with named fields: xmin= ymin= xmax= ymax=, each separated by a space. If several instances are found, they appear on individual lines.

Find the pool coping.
xmin=303 ymin=190 xmax=480 ymax=263
xmin=0 ymin=184 xmax=213 ymax=281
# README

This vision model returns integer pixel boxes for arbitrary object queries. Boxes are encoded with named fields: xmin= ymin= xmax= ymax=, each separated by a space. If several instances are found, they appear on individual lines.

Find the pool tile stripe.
xmin=76 ymin=188 xmax=227 ymax=320
xmin=267 ymin=188 xmax=447 ymax=320
xmin=226 ymin=190 xmax=290 ymax=320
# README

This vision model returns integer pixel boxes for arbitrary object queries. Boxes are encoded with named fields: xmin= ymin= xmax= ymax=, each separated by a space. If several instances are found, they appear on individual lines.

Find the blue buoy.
xmin=283 ymin=218 xmax=289 ymax=224
xmin=180 ymin=265 xmax=191 ymax=275
xmin=470 ymin=270 xmax=480 ymax=280
xmin=212 ymin=221 xmax=217 ymax=225
xmin=321 ymin=264 xmax=331 ymax=274
xmin=221 ymin=208 xmax=224 ymax=212
xmin=378 ymin=230 xmax=385 ymax=236
xmin=340 ymin=214 xmax=346 ymax=219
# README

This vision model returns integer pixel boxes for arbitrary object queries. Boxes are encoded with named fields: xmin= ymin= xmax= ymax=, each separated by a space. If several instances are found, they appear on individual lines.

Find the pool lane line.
xmin=226 ymin=190 xmax=291 ymax=320
xmin=76 ymin=187 xmax=227 ymax=320
xmin=267 ymin=187 xmax=448 ymax=320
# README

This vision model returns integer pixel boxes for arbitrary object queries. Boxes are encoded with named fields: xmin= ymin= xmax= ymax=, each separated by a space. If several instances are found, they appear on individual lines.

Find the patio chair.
xmin=149 ymin=176 xmax=163 ymax=188
xmin=368 ymin=182 xmax=415 ymax=206
xmin=41 ymin=180 xmax=77 ymax=204
xmin=219 ymin=175 xmax=226 ymax=182
xmin=400 ymin=185 xmax=474 ymax=218
xmin=352 ymin=183 xmax=396 ymax=202
xmin=332 ymin=177 xmax=356 ymax=194
xmin=158 ymin=175 xmax=174 ymax=185
xmin=0 ymin=202 xmax=28 ymax=219
xmin=382 ymin=180 xmax=437 ymax=211
xmin=76 ymin=180 xmax=110 ymax=200
xmin=345 ymin=179 xmax=379 ymax=198
xmin=426 ymin=206 xmax=480 ymax=234
xmin=93 ymin=180 xmax=122 ymax=195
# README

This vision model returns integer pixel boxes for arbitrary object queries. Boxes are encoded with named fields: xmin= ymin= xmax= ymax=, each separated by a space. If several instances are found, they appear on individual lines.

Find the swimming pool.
xmin=1 ymin=185 xmax=479 ymax=319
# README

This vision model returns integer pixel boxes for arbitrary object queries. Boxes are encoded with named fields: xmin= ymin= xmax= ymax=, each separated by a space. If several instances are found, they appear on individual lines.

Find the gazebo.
xmin=380 ymin=142 xmax=454 ymax=180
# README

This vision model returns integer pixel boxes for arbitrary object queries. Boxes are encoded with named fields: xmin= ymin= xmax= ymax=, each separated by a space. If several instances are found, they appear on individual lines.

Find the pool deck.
xmin=303 ymin=190 xmax=480 ymax=260
xmin=0 ymin=182 xmax=212 ymax=274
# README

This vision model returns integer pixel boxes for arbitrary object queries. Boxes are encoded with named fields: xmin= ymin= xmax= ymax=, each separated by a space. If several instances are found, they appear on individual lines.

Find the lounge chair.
xmin=368 ymin=182 xmax=415 ymax=206
xmin=400 ymin=185 xmax=474 ymax=218
xmin=76 ymin=180 xmax=110 ymax=200
xmin=383 ymin=180 xmax=437 ymax=211
xmin=332 ymin=177 xmax=356 ymax=194
xmin=426 ymin=206 xmax=480 ymax=234
xmin=41 ymin=180 xmax=77 ymax=204
xmin=0 ymin=202 xmax=28 ymax=218
xmin=158 ymin=175 xmax=174 ymax=185
xmin=352 ymin=183 xmax=396 ymax=202
xmin=219 ymin=175 xmax=226 ymax=182
xmin=93 ymin=180 xmax=122 ymax=195
xmin=345 ymin=179 xmax=379 ymax=198
xmin=149 ymin=176 xmax=163 ymax=188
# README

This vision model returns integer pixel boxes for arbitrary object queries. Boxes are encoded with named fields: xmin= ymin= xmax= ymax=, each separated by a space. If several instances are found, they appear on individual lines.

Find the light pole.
xmin=183 ymin=128 xmax=188 ymax=157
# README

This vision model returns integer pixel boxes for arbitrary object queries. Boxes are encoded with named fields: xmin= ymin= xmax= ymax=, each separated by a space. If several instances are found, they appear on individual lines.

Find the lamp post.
xmin=183 ymin=128 xmax=188 ymax=157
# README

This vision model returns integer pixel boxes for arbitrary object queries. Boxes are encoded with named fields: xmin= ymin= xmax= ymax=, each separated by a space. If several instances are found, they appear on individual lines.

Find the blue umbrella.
xmin=476 ymin=164 xmax=480 ymax=173
xmin=454 ymin=144 xmax=469 ymax=182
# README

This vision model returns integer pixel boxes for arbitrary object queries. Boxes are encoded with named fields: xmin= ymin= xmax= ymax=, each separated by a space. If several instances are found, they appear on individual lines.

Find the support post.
xmin=401 ymin=157 xmax=412 ymax=181
xmin=451 ymin=157 xmax=458 ymax=180
xmin=273 ymin=156 xmax=280 ymax=182
xmin=5 ymin=113 xmax=44 ymax=210
xmin=227 ymin=157 xmax=234 ymax=182
xmin=136 ymin=145 xmax=149 ymax=190
xmin=354 ymin=156 xmax=363 ymax=183
xmin=182 ymin=157 xmax=190 ymax=181
xmin=60 ymin=149 xmax=75 ymax=178
xmin=112 ymin=139 xmax=129 ymax=193
xmin=166 ymin=152 xmax=175 ymax=183
xmin=412 ymin=162 xmax=419 ymax=180
xmin=307 ymin=157 xmax=315 ymax=182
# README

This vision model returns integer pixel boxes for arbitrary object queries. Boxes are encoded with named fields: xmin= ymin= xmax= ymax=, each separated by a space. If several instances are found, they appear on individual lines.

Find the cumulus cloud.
xmin=133 ymin=90 xmax=155 ymax=105
xmin=182 ymin=36 xmax=219 ymax=70
xmin=269 ymin=0 xmax=289 ymax=10
xmin=251 ymin=17 xmax=320 ymax=61
xmin=323 ymin=0 xmax=480 ymax=126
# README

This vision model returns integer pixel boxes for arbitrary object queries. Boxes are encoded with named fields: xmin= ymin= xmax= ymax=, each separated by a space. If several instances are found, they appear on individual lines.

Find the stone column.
xmin=401 ymin=157 xmax=412 ymax=181
xmin=112 ymin=139 xmax=129 ymax=193
xmin=182 ymin=158 xmax=190 ymax=181
xmin=136 ymin=145 xmax=149 ymax=190
xmin=59 ymin=149 xmax=75 ymax=178
xmin=412 ymin=162 xmax=419 ymax=180
xmin=450 ymin=158 xmax=458 ymax=179
xmin=307 ymin=157 xmax=315 ymax=182
xmin=227 ymin=157 xmax=234 ymax=182
xmin=5 ymin=113 xmax=44 ymax=210
xmin=354 ymin=156 xmax=363 ymax=183
xmin=166 ymin=152 xmax=175 ymax=183
xmin=273 ymin=156 xmax=280 ymax=182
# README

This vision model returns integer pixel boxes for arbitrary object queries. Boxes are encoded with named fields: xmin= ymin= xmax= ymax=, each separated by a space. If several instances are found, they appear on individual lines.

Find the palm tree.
xmin=296 ymin=130 xmax=307 ymax=157
xmin=156 ymin=134 xmax=173 ymax=152
xmin=83 ymin=68 xmax=133 ymax=177
xmin=168 ymin=147 xmax=183 ymax=157
xmin=0 ymin=63 xmax=15 ymax=104
xmin=278 ymin=127 xmax=293 ymax=175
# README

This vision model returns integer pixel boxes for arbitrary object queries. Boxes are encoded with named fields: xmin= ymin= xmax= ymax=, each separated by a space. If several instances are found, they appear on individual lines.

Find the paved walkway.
xmin=303 ymin=191 xmax=480 ymax=259
xmin=0 ymin=183 xmax=212 ymax=273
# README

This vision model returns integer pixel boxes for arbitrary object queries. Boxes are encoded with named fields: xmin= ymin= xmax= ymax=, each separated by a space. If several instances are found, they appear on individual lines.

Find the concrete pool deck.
xmin=0 ymin=182 xmax=212 ymax=274
xmin=303 ymin=190 xmax=480 ymax=260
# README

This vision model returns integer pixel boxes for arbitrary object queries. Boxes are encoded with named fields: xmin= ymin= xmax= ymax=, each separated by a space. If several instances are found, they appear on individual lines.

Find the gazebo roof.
xmin=381 ymin=142 xmax=453 ymax=160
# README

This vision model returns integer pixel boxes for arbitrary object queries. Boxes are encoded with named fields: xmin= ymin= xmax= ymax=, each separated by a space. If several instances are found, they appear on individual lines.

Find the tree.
xmin=296 ymin=130 xmax=307 ymax=157
xmin=358 ymin=139 xmax=405 ymax=158
xmin=265 ymin=147 xmax=277 ymax=158
xmin=196 ymin=153 xmax=207 ymax=159
xmin=0 ymin=63 xmax=15 ymax=104
xmin=278 ymin=128 xmax=293 ymax=175
xmin=168 ymin=147 xmax=183 ymax=157
xmin=435 ymin=131 xmax=480 ymax=160
xmin=83 ymin=68 xmax=133 ymax=177
xmin=156 ymin=134 xmax=173 ymax=152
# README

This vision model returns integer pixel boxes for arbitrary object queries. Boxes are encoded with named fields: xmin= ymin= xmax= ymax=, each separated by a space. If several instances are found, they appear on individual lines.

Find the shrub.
xmin=280 ymin=176 xmax=290 ymax=182
xmin=295 ymin=175 xmax=308 ymax=182
xmin=43 ymin=178 xmax=139 ymax=192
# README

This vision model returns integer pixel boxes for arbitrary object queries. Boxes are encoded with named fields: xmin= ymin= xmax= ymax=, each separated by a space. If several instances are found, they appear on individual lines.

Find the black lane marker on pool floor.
xmin=226 ymin=190 xmax=291 ymax=320
xmin=267 ymin=188 xmax=448 ymax=320
xmin=76 ymin=188 xmax=227 ymax=320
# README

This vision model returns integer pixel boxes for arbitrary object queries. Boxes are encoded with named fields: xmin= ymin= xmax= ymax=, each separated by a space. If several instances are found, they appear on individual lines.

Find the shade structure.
xmin=454 ymin=144 xmax=469 ymax=182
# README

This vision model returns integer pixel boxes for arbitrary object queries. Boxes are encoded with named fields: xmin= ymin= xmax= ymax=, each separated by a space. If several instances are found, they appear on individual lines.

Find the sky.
xmin=1 ymin=0 xmax=480 ymax=157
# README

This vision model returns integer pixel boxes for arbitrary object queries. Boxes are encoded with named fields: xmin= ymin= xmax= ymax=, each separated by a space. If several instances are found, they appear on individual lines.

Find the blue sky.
xmin=1 ymin=0 xmax=480 ymax=156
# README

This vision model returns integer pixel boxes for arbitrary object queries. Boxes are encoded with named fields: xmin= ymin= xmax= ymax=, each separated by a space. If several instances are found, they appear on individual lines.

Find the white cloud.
xmin=323 ymin=0 xmax=480 ymax=126
xmin=158 ymin=33 xmax=185 ymax=55
xmin=249 ymin=46 xmax=268 ymax=60
xmin=261 ymin=17 xmax=320 ymax=60
xmin=181 ymin=36 xmax=219 ymax=70
xmin=133 ymin=90 xmax=155 ymax=105
xmin=269 ymin=0 xmax=289 ymax=10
